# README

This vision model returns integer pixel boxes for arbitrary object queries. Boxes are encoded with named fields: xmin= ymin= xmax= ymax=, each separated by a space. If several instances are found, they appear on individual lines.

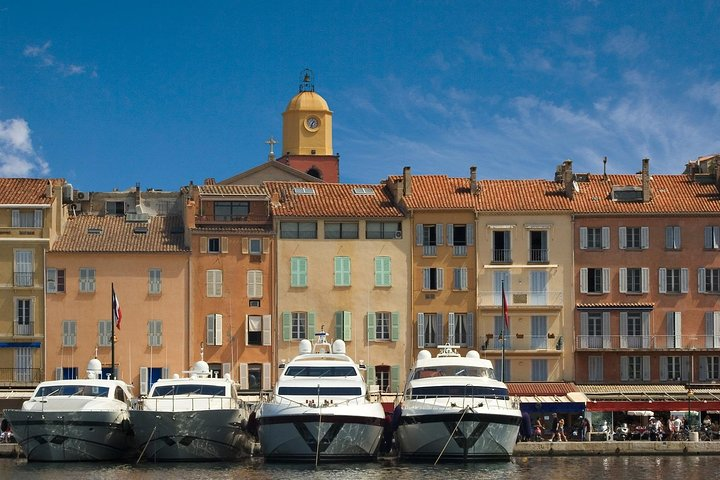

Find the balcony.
xmin=529 ymin=248 xmax=549 ymax=263
xmin=422 ymin=245 xmax=437 ymax=257
xmin=493 ymin=249 xmax=511 ymax=263
xmin=575 ymin=334 xmax=720 ymax=351
xmin=0 ymin=368 xmax=42 ymax=386
xmin=14 ymin=272 xmax=34 ymax=287
xmin=453 ymin=245 xmax=467 ymax=257
xmin=479 ymin=290 xmax=564 ymax=307
xmin=482 ymin=334 xmax=557 ymax=351
xmin=14 ymin=321 xmax=34 ymax=336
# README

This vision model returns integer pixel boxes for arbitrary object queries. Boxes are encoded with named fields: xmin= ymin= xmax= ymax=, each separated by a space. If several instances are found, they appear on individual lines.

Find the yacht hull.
xmin=131 ymin=409 xmax=248 ymax=461
xmin=396 ymin=409 xmax=521 ymax=461
xmin=4 ymin=409 xmax=134 ymax=462
xmin=258 ymin=406 xmax=384 ymax=462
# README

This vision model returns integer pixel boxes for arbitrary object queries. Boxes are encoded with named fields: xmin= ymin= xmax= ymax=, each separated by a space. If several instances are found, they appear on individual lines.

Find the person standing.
xmin=557 ymin=418 xmax=567 ymax=441
xmin=549 ymin=413 xmax=559 ymax=441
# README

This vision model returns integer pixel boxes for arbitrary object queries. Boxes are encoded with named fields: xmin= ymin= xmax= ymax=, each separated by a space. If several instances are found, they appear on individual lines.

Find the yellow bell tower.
xmin=278 ymin=69 xmax=339 ymax=182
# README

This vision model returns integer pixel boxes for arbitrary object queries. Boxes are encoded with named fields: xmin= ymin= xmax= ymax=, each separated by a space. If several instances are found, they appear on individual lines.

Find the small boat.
xmin=131 ymin=357 xmax=250 ymax=461
xmin=3 ymin=358 xmax=135 ymax=461
xmin=257 ymin=329 xmax=385 ymax=462
xmin=395 ymin=345 xmax=521 ymax=461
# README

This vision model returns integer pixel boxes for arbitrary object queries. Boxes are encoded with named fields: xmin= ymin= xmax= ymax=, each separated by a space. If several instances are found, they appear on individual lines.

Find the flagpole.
xmin=111 ymin=282 xmax=115 ymax=379
xmin=501 ymin=280 xmax=507 ymax=383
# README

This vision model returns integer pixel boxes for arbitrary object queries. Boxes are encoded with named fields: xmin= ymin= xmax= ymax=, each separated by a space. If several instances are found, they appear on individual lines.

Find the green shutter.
xmin=367 ymin=312 xmax=376 ymax=341
xmin=391 ymin=312 xmax=400 ymax=341
xmin=308 ymin=311 xmax=316 ymax=338
xmin=335 ymin=311 xmax=343 ymax=340
xmin=367 ymin=365 xmax=376 ymax=386
xmin=343 ymin=311 xmax=352 ymax=341
xmin=391 ymin=364 xmax=400 ymax=392
xmin=282 ymin=312 xmax=291 ymax=341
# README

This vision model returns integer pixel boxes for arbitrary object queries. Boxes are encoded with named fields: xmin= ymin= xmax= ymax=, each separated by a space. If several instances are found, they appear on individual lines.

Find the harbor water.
xmin=0 ymin=456 xmax=716 ymax=480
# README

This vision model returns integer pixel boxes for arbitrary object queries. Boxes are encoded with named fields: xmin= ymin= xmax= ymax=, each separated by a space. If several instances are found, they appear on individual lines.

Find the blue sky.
xmin=1 ymin=1 xmax=719 ymax=192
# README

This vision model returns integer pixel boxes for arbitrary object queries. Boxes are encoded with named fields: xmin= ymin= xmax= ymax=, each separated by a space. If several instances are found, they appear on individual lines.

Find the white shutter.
xmin=580 ymin=268 xmax=588 ymax=293
xmin=681 ymin=268 xmax=689 ymax=293
xmin=619 ymin=227 xmax=627 ymax=249
xmin=466 ymin=223 xmax=474 ymax=246
xmin=620 ymin=312 xmax=628 ymax=348
xmin=448 ymin=313 xmax=456 ymax=345
xmin=620 ymin=357 xmax=629 ymax=381
xmin=659 ymin=356 xmax=668 ymax=381
xmin=140 ymin=367 xmax=149 ymax=395
xmin=447 ymin=224 xmax=454 ymax=246
xmin=641 ymin=268 xmax=649 ymax=293
xmin=262 ymin=363 xmax=271 ymax=390
xmin=580 ymin=312 xmax=589 ymax=348
xmin=415 ymin=224 xmax=423 ymax=246
xmin=436 ymin=224 xmax=443 ymax=245
xmin=466 ymin=313 xmax=474 ymax=348
xmin=602 ymin=312 xmax=611 ymax=348
xmin=602 ymin=268 xmax=610 ymax=293
xmin=262 ymin=314 xmax=272 ymax=346
xmin=642 ymin=356 xmax=651 ymax=381
xmin=601 ymin=227 xmax=610 ymax=249
xmin=214 ymin=314 xmax=223 ymax=345
xmin=641 ymin=226 xmax=649 ymax=249
xmin=239 ymin=363 xmax=249 ymax=390
xmin=699 ymin=268 xmax=706 ymax=293
xmin=579 ymin=227 xmax=588 ymax=249
xmin=222 ymin=362 xmax=231 ymax=377
xmin=619 ymin=268 xmax=627 ymax=293
xmin=417 ymin=313 xmax=425 ymax=348
xmin=221 ymin=237 xmax=229 ymax=253
xmin=659 ymin=268 xmax=667 ymax=293
xmin=437 ymin=268 xmax=444 ymax=290
xmin=200 ymin=236 xmax=208 ymax=253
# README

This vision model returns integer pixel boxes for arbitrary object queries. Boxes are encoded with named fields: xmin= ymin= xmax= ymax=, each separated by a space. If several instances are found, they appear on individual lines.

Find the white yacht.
xmin=395 ymin=345 xmax=521 ymax=461
xmin=3 ymin=358 xmax=135 ymax=461
xmin=131 ymin=358 xmax=250 ymax=461
xmin=256 ymin=330 xmax=385 ymax=462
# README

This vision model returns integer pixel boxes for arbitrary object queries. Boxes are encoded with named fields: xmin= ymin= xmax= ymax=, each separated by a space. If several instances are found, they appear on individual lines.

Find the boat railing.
xmin=269 ymin=394 xmax=371 ymax=408
xmin=405 ymin=392 xmax=518 ymax=412
xmin=138 ymin=395 xmax=241 ymax=412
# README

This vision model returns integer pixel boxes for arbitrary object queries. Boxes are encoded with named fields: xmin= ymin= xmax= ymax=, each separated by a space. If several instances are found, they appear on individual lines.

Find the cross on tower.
xmin=265 ymin=136 xmax=277 ymax=161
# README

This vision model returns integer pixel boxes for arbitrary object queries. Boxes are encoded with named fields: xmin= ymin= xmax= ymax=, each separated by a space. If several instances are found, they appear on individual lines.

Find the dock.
xmin=513 ymin=440 xmax=720 ymax=456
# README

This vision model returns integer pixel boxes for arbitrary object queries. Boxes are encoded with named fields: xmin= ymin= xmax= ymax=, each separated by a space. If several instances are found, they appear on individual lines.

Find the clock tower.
xmin=277 ymin=69 xmax=339 ymax=182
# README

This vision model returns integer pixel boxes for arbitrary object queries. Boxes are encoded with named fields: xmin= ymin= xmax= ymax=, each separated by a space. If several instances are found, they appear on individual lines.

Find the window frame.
xmin=79 ymin=268 xmax=96 ymax=293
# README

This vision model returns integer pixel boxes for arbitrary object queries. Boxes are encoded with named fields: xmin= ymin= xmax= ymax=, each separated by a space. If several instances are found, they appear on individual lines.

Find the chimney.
xmin=563 ymin=160 xmax=574 ymax=199
xmin=470 ymin=166 xmax=479 ymax=194
xmin=403 ymin=166 xmax=412 ymax=196
xmin=603 ymin=156 xmax=608 ymax=181
xmin=270 ymin=191 xmax=281 ymax=207
xmin=641 ymin=158 xmax=651 ymax=202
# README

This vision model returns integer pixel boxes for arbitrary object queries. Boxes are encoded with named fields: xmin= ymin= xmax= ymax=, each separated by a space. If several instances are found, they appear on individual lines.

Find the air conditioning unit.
xmin=75 ymin=191 xmax=87 ymax=200
xmin=70 ymin=203 xmax=81 ymax=213
xmin=394 ymin=230 xmax=402 ymax=239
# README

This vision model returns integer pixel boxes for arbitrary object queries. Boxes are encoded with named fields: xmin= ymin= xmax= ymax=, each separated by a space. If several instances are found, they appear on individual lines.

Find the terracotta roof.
xmin=576 ymin=303 xmax=654 ymax=310
xmin=191 ymin=226 xmax=273 ymax=235
xmin=266 ymin=182 xmax=404 ymax=218
xmin=198 ymin=184 xmax=269 ymax=197
xmin=52 ymin=215 xmax=188 ymax=252
xmin=476 ymin=179 xmax=573 ymax=211
xmin=570 ymin=174 xmax=720 ymax=214
xmin=389 ymin=175 xmax=479 ymax=210
xmin=0 ymin=178 xmax=62 ymax=205
xmin=507 ymin=382 xmax=579 ymax=396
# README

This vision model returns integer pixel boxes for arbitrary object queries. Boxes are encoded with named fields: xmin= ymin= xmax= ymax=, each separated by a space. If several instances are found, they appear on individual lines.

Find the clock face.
xmin=305 ymin=116 xmax=320 ymax=130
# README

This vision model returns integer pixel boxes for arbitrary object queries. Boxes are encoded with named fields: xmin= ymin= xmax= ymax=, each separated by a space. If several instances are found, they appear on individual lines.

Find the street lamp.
xmin=687 ymin=389 xmax=694 ymax=429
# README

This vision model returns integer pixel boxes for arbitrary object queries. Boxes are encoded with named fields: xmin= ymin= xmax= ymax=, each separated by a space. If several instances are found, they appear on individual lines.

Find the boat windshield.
xmin=407 ymin=385 xmax=509 ymax=399
xmin=151 ymin=384 xmax=227 ymax=397
xmin=35 ymin=385 xmax=109 ymax=398
xmin=284 ymin=366 xmax=357 ymax=377
xmin=278 ymin=386 xmax=362 ymax=396
xmin=411 ymin=366 xmax=495 ymax=380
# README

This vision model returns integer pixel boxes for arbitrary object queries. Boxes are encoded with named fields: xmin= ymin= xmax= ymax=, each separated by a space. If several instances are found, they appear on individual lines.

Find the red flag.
xmin=112 ymin=286 xmax=122 ymax=330
xmin=501 ymin=282 xmax=509 ymax=330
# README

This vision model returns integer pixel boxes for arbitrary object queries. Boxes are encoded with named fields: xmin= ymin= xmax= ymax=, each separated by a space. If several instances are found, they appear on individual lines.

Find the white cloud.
xmin=23 ymin=41 xmax=93 ymax=77
xmin=603 ymin=27 xmax=648 ymax=59
xmin=0 ymin=119 xmax=50 ymax=177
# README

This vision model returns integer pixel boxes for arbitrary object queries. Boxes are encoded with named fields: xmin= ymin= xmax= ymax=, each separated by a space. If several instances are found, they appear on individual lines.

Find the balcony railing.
xmin=453 ymin=245 xmax=468 ymax=257
xmin=575 ymin=334 xmax=720 ymax=350
xmin=479 ymin=290 xmax=564 ymax=307
xmin=0 ymin=368 xmax=43 ymax=386
xmin=14 ymin=272 xmax=34 ymax=287
xmin=14 ymin=321 xmax=34 ymax=336
xmin=529 ymin=248 xmax=548 ymax=263
xmin=422 ymin=245 xmax=437 ymax=257
xmin=493 ymin=249 xmax=511 ymax=263
xmin=482 ymin=335 xmax=556 ymax=351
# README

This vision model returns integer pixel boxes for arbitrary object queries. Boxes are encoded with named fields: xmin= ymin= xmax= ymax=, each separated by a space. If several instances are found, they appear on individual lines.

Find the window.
xmin=619 ymin=267 xmax=649 ymax=294
xmin=705 ymin=312 xmax=720 ymax=349
xmin=701 ymin=356 xmax=720 ymax=381
xmin=447 ymin=223 xmax=473 ymax=256
xmin=324 ymin=222 xmax=359 ymax=239
xmin=666 ymin=312 xmax=682 ymax=348
xmin=492 ymin=230 xmax=511 ymax=262
xmin=106 ymin=201 xmax=125 ymax=215
xmin=580 ymin=311 xmax=610 ymax=349
xmin=247 ymin=315 xmax=263 ymax=345
xmin=374 ymin=365 xmax=390 ymax=393
xmin=699 ymin=268 xmax=720 ymax=293
xmin=246 ymin=364 xmax=262 ymax=391
xmin=62 ymin=320 xmax=77 ymax=347
xmin=14 ymin=250 xmax=33 ymax=287
xmin=206 ymin=269 xmax=222 ymax=297
xmin=214 ymin=201 xmax=249 ymax=221
xmin=665 ymin=226 xmax=681 ymax=250
xmin=148 ymin=268 xmax=161 ymax=294
xmin=206 ymin=313 xmax=223 ymax=345
xmin=530 ymin=315 xmax=547 ymax=349
xmin=47 ymin=268 xmax=65 ymax=293
xmin=416 ymin=224 xmax=442 ymax=256
xmin=660 ymin=356 xmax=683 ymax=381
xmin=494 ymin=359 xmax=511 ymax=382
xmin=334 ymin=256 xmax=351 ymax=286
xmin=374 ymin=256 xmax=391 ymax=287
xmin=422 ymin=267 xmax=444 ymax=291
xmin=659 ymin=268 xmax=688 ymax=294
xmin=366 ymin=221 xmax=401 ymax=239
xmin=334 ymin=311 xmax=352 ymax=341
xmin=280 ymin=221 xmax=317 ymax=239
xmin=248 ymin=238 xmax=262 ymax=255
xmin=705 ymin=226 xmax=720 ymax=250
xmin=98 ymin=320 xmax=112 ymax=347
xmin=449 ymin=312 xmax=473 ymax=347
xmin=529 ymin=271 xmax=547 ymax=305
xmin=494 ymin=315 xmax=511 ymax=349
xmin=79 ymin=268 xmax=96 ymax=293
xmin=620 ymin=311 xmax=649 ymax=348
xmin=292 ymin=312 xmax=307 ymax=340
xmin=580 ymin=268 xmax=609 ymax=294
xmin=531 ymin=360 xmax=548 ymax=381
xmin=148 ymin=320 xmax=162 ymax=347
xmin=619 ymin=226 xmax=649 ymax=249
xmin=290 ymin=257 xmax=307 ymax=287
xmin=14 ymin=347 xmax=32 ymax=382
xmin=453 ymin=267 xmax=468 ymax=291
xmin=208 ymin=237 xmax=221 ymax=253
xmin=588 ymin=356 xmax=603 ymax=382
xmin=579 ymin=226 xmax=610 ymax=249
xmin=11 ymin=209 xmax=42 ymax=228
xmin=15 ymin=299 xmax=32 ymax=335
xmin=529 ymin=230 xmax=548 ymax=262
xmin=368 ymin=311 xmax=399 ymax=342
xmin=418 ymin=313 xmax=441 ymax=347
xmin=621 ymin=356 xmax=648 ymax=381
xmin=247 ymin=270 xmax=263 ymax=298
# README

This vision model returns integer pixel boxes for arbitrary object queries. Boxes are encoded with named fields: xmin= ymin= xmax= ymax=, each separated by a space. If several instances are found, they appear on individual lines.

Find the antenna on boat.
xmin=200 ymin=341 xmax=205 ymax=362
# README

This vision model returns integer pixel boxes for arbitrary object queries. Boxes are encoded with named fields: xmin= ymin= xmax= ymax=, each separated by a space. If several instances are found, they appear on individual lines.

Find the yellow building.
xmin=0 ymin=178 xmax=67 ymax=390
xmin=267 ymin=181 xmax=411 ymax=393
